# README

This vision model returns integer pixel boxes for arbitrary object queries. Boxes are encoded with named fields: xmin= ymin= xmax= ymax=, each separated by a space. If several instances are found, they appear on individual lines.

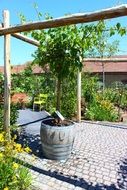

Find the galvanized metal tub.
xmin=40 ymin=118 xmax=75 ymax=160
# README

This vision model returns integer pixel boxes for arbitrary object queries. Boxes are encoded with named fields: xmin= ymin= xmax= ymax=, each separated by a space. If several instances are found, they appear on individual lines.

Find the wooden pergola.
xmin=1 ymin=4 xmax=127 ymax=133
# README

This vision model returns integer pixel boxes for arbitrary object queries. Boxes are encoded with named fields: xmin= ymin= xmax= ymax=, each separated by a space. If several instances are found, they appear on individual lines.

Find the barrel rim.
xmin=41 ymin=117 xmax=75 ymax=129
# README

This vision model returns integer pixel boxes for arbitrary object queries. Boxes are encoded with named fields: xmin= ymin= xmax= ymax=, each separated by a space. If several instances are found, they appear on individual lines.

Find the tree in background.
xmin=86 ymin=21 xmax=120 ymax=92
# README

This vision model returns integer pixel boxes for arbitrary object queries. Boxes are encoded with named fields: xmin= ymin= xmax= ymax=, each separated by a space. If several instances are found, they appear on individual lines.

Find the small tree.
xmin=31 ymin=22 xmax=99 ymax=111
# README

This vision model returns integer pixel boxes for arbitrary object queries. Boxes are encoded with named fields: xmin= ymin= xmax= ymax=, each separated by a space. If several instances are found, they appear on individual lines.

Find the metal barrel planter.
xmin=40 ymin=118 xmax=75 ymax=160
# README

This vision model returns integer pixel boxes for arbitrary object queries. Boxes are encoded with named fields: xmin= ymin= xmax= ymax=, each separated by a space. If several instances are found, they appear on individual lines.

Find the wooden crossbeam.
xmin=0 ymin=4 xmax=127 ymax=36
xmin=12 ymin=33 xmax=39 ymax=47
xmin=0 ymin=22 xmax=40 ymax=46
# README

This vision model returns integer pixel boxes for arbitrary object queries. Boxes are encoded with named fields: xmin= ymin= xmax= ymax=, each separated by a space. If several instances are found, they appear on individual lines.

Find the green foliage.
xmin=115 ymin=23 xmax=127 ymax=36
xmin=31 ymin=19 xmax=106 ymax=110
xmin=82 ymin=75 xmax=118 ymax=122
xmin=61 ymin=77 xmax=77 ymax=118
xmin=87 ymin=21 xmax=120 ymax=58
xmin=12 ymin=65 xmax=55 ymax=95
xmin=0 ymin=133 xmax=32 ymax=190
xmin=0 ymin=73 xmax=18 ymax=131
xmin=32 ymin=25 xmax=85 ymax=79
xmin=82 ymin=74 xmax=99 ymax=103
xmin=0 ymin=104 xmax=19 ymax=131
xmin=12 ymin=65 xmax=36 ymax=95
xmin=103 ymin=82 xmax=127 ymax=110
xmin=45 ymin=91 xmax=56 ymax=114
xmin=101 ymin=88 xmax=117 ymax=103
xmin=10 ymin=104 xmax=19 ymax=125
xmin=11 ymin=63 xmax=57 ymax=111
xmin=85 ymin=98 xmax=118 ymax=121
xmin=87 ymin=21 xmax=120 ymax=92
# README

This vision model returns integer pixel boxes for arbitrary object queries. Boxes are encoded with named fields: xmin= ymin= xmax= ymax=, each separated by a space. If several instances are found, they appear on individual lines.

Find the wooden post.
xmin=3 ymin=10 xmax=11 ymax=134
xmin=77 ymin=70 xmax=81 ymax=122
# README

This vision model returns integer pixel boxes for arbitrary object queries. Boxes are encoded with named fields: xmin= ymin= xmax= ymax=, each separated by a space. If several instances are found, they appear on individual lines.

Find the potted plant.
xmin=31 ymin=19 xmax=102 ymax=160
xmin=40 ymin=112 xmax=75 ymax=160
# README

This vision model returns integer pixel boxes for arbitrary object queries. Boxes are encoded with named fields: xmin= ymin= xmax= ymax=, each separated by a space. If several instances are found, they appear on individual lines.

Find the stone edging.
xmin=81 ymin=120 xmax=127 ymax=129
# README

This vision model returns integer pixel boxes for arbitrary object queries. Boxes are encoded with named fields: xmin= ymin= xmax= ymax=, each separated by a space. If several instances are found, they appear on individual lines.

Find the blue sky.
xmin=0 ymin=0 xmax=127 ymax=66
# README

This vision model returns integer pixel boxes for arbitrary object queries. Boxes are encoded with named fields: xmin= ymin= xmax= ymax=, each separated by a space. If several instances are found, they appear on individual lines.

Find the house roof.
xmin=0 ymin=63 xmax=44 ymax=74
xmin=0 ymin=65 xmax=27 ymax=74
xmin=83 ymin=55 xmax=127 ymax=73
xmin=83 ymin=61 xmax=127 ymax=73
xmin=0 ymin=55 xmax=127 ymax=74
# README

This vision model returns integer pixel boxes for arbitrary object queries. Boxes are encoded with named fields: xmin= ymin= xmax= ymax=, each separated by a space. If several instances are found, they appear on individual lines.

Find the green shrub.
xmin=0 ymin=133 xmax=32 ymax=190
xmin=82 ymin=75 xmax=119 ymax=122
xmin=82 ymin=74 xmax=99 ymax=104
xmin=61 ymin=78 xmax=77 ymax=118
xmin=0 ymin=104 xmax=19 ymax=131
xmin=46 ymin=92 xmax=56 ymax=113
xmin=85 ymin=98 xmax=118 ymax=122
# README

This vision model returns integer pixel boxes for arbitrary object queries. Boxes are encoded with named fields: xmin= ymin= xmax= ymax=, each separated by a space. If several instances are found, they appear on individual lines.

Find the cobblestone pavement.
xmin=21 ymin=121 xmax=127 ymax=190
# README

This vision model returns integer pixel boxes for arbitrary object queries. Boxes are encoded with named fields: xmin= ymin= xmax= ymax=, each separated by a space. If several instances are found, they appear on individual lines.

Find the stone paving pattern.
xmin=20 ymin=120 xmax=127 ymax=190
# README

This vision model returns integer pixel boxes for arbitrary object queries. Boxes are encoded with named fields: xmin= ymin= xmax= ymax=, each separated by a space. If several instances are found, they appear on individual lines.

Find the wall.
xmin=97 ymin=73 xmax=127 ymax=87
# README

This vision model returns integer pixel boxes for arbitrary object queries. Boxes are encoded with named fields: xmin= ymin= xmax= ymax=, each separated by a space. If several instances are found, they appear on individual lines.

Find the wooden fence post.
xmin=3 ymin=10 xmax=11 ymax=134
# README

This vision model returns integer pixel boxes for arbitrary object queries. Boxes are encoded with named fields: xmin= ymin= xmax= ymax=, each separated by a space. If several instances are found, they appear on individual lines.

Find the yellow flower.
xmin=3 ymin=187 xmax=9 ymax=190
xmin=0 ymin=152 xmax=3 ymax=159
xmin=24 ymin=147 xmax=31 ymax=153
xmin=0 ymin=133 xmax=4 ymax=142
xmin=13 ymin=134 xmax=17 ymax=140
xmin=14 ymin=143 xmax=22 ymax=152
xmin=13 ymin=162 xmax=19 ymax=169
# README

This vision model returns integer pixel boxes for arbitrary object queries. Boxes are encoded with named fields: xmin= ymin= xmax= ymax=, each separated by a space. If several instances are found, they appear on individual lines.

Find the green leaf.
xmin=119 ymin=28 xmax=126 ymax=36
xmin=110 ymin=28 xmax=115 ymax=36
xmin=116 ymin=22 xmax=121 ymax=30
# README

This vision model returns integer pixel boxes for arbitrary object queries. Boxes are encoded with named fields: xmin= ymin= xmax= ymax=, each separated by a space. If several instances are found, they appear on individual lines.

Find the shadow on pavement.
xmin=18 ymin=132 xmax=44 ymax=158
xmin=18 ymin=115 xmax=51 ymax=127
xmin=16 ymin=157 xmax=119 ymax=190
xmin=117 ymin=157 xmax=127 ymax=190
xmin=18 ymin=115 xmax=51 ymax=158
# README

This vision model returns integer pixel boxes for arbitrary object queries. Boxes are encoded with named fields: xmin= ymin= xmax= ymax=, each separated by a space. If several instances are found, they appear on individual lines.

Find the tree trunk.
xmin=56 ymin=78 xmax=62 ymax=111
